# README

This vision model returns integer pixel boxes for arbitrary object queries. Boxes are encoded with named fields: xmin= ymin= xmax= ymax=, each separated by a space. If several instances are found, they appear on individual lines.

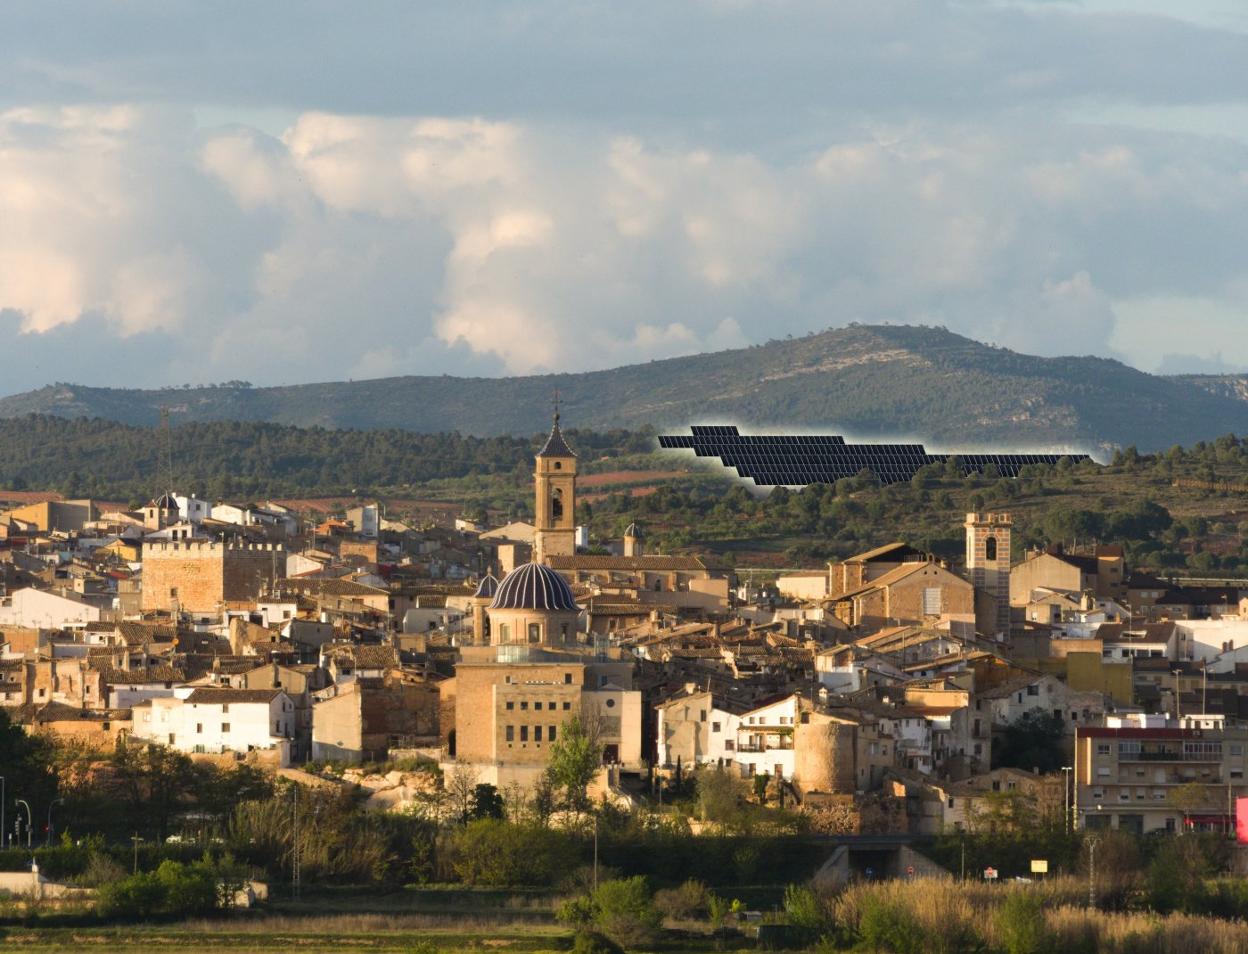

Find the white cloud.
xmin=2 ymin=92 xmax=1248 ymax=392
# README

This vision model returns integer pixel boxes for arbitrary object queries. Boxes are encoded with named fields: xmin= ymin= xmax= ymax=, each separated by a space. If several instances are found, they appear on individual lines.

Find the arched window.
xmin=985 ymin=536 xmax=998 ymax=561
xmin=551 ymin=487 xmax=564 ymax=520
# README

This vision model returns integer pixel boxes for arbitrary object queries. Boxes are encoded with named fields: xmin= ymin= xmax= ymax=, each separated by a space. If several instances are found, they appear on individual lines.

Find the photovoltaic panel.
xmin=658 ymin=426 xmax=1090 ymax=486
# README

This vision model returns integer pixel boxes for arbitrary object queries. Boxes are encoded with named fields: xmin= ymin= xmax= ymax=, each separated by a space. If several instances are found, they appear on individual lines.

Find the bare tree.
xmin=446 ymin=762 xmax=480 ymax=824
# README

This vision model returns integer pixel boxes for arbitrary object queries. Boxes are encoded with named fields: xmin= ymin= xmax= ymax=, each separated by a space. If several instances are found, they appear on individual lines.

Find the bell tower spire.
xmin=533 ymin=395 xmax=577 ymax=564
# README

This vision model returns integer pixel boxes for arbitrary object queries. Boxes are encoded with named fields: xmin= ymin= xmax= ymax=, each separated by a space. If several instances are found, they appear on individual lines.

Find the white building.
xmin=174 ymin=494 xmax=212 ymax=525
xmin=736 ymin=694 xmax=800 ymax=781
xmin=655 ymin=689 xmax=743 ymax=769
xmin=0 ymin=588 xmax=104 ymax=629
xmin=130 ymin=687 xmax=294 ymax=765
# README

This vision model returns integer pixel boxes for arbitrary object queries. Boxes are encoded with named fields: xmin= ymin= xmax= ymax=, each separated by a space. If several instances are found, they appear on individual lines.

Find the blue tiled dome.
xmin=473 ymin=573 xmax=499 ymax=599
xmin=490 ymin=562 xmax=578 ymax=611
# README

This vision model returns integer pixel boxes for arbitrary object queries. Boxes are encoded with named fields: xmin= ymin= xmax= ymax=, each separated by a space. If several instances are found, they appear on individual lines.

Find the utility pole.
xmin=292 ymin=785 xmax=300 ymax=901
xmin=1087 ymin=835 xmax=1098 ymax=908
xmin=131 ymin=833 xmax=142 ymax=874
xmin=1061 ymin=766 xmax=1073 ymax=835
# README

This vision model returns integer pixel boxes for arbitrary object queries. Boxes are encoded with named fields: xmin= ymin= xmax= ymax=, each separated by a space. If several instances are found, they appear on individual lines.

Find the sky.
xmin=1 ymin=0 xmax=1247 ymax=395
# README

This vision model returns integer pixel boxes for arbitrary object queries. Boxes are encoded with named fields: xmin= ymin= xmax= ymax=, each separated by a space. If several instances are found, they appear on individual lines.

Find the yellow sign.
xmin=1030 ymin=859 xmax=1048 ymax=874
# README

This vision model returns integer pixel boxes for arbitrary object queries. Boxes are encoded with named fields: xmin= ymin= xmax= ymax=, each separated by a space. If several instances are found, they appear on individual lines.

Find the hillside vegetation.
xmin=3 ymin=324 xmax=1246 ymax=450
xmin=2 ymin=415 xmax=1247 ymax=578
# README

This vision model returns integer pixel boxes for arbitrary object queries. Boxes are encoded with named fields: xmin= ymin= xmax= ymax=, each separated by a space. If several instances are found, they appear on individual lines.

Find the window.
xmin=549 ymin=725 xmax=557 ymax=741
xmin=222 ymin=723 xmax=230 ymax=732
xmin=499 ymin=624 xmax=510 ymax=642
xmin=564 ymin=673 xmax=573 ymax=684
xmin=222 ymin=704 xmax=229 ymax=713
xmin=520 ymin=701 xmax=528 ymax=710
xmin=700 ymin=710 xmax=707 ymax=722
xmin=528 ymin=623 xmax=541 ymax=644
xmin=520 ymin=726 xmax=528 ymax=742
xmin=1096 ymin=743 xmax=1111 ymax=755
xmin=1026 ymin=684 xmax=1039 ymax=696
xmin=506 ymin=725 xmax=514 ymax=742
xmin=506 ymin=701 xmax=514 ymax=711
xmin=922 ymin=587 xmax=941 ymax=616
xmin=606 ymin=698 xmax=616 ymax=708
xmin=563 ymin=701 xmax=571 ymax=710
xmin=985 ymin=536 xmax=998 ymax=561
xmin=534 ymin=701 xmax=543 ymax=711
xmin=534 ymin=726 xmax=543 ymax=742
xmin=196 ymin=723 xmax=203 ymax=734
xmin=712 ymin=721 xmax=721 ymax=733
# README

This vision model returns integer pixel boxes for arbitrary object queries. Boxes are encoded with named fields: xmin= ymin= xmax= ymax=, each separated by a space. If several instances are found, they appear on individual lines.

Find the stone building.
xmin=441 ymin=560 xmax=642 ymax=787
xmin=141 ymin=540 xmax=284 ymax=614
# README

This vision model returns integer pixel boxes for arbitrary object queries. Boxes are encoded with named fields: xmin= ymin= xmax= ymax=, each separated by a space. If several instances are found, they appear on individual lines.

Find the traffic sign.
xmin=1030 ymin=859 xmax=1048 ymax=874
xmin=983 ymin=867 xmax=998 ymax=880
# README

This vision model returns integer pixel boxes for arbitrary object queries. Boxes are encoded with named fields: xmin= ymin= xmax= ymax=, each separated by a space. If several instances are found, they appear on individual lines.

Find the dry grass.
xmin=830 ymin=876 xmax=1248 ymax=954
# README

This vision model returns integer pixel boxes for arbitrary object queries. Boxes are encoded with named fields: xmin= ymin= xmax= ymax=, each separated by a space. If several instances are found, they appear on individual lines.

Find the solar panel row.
xmin=658 ymin=428 xmax=1089 ymax=487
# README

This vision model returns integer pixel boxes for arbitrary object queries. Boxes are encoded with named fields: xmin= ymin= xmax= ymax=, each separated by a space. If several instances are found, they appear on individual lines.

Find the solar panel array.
xmin=658 ymin=425 xmax=1089 ymax=486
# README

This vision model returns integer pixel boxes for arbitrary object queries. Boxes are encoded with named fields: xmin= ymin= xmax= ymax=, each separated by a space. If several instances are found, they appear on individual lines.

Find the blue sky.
xmin=1 ymin=0 xmax=1246 ymax=393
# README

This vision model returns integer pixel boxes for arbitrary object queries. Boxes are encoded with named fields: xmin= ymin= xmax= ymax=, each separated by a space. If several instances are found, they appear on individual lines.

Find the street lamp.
xmin=1061 ymin=766 xmax=1073 ymax=834
xmin=46 ymin=798 xmax=63 ymax=847
xmin=14 ymin=799 xmax=32 ymax=850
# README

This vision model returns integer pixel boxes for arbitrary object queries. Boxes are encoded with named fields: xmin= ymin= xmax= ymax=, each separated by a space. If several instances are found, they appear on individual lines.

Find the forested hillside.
xmin=3 ymin=325 xmax=1246 ymax=450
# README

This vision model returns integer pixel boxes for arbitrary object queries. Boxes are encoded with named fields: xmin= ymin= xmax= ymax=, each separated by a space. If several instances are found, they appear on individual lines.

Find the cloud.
xmin=2 ymin=0 xmax=1248 ymax=394
xmin=3 ymin=100 xmax=1248 ymax=394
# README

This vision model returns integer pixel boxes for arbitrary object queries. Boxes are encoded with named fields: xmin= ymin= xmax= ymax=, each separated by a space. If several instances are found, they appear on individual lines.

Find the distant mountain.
xmin=3 ymin=325 xmax=1246 ymax=452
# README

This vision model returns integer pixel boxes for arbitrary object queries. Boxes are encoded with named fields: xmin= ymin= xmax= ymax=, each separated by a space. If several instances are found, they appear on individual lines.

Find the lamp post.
xmin=1086 ymin=833 xmax=1099 ymax=908
xmin=15 ymin=799 xmax=32 ymax=850
xmin=46 ymin=798 xmax=63 ymax=847
xmin=1061 ymin=766 xmax=1073 ymax=835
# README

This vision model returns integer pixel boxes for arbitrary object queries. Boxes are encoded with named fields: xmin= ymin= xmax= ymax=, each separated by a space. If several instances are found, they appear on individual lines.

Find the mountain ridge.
xmin=3 ymin=324 xmax=1246 ymax=452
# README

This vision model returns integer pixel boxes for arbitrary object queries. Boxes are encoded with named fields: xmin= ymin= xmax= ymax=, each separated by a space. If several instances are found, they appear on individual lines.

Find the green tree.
xmin=993 ymin=711 xmax=1065 ymax=774
xmin=591 ymin=877 xmax=663 ymax=950
xmin=547 ymin=716 xmax=602 ymax=813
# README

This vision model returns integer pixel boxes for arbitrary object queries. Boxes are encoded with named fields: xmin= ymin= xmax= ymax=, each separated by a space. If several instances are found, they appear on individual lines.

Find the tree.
xmin=590 ymin=877 xmax=663 ymax=950
xmin=993 ymin=711 xmax=1065 ymax=774
xmin=470 ymin=783 xmax=506 ymax=821
xmin=1166 ymin=781 xmax=1211 ymax=832
xmin=446 ymin=763 xmax=481 ymax=824
xmin=548 ymin=715 xmax=602 ymax=813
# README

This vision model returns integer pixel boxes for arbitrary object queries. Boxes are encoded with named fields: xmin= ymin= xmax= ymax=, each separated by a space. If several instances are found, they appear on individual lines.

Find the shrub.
xmin=591 ymin=877 xmax=663 ymax=950
xmin=447 ymin=819 xmax=577 ymax=886
xmin=858 ymin=894 xmax=925 ymax=954
xmin=556 ymin=894 xmax=596 ymax=927
xmin=996 ymin=890 xmax=1050 ymax=954
xmin=783 ymin=883 xmax=830 ymax=934
xmin=654 ymin=878 xmax=710 ymax=920
xmin=96 ymin=872 xmax=166 ymax=920
xmin=571 ymin=931 xmax=624 ymax=954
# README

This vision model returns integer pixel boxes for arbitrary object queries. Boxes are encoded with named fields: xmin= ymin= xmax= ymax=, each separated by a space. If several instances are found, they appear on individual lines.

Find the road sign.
xmin=983 ymin=867 xmax=998 ymax=880
xmin=1030 ymin=859 xmax=1048 ymax=874
xmin=906 ymin=865 xmax=915 ymax=877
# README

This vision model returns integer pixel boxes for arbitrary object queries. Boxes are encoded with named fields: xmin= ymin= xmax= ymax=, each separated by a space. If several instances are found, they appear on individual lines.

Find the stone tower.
xmin=965 ymin=511 xmax=1012 ymax=638
xmin=533 ymin=410 xmax=577 ymax=564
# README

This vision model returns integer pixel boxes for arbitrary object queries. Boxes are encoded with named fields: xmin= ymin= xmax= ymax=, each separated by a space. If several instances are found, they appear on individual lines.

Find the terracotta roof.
xmin=547 ymin=554 xmax=706 ymax=572
xmin=184 ymin=687 xmax=284 ymax=705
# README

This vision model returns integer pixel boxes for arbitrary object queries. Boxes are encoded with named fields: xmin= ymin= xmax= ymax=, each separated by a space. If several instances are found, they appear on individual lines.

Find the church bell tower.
xmin=533 ymin=403 xmax=577 ymax=564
